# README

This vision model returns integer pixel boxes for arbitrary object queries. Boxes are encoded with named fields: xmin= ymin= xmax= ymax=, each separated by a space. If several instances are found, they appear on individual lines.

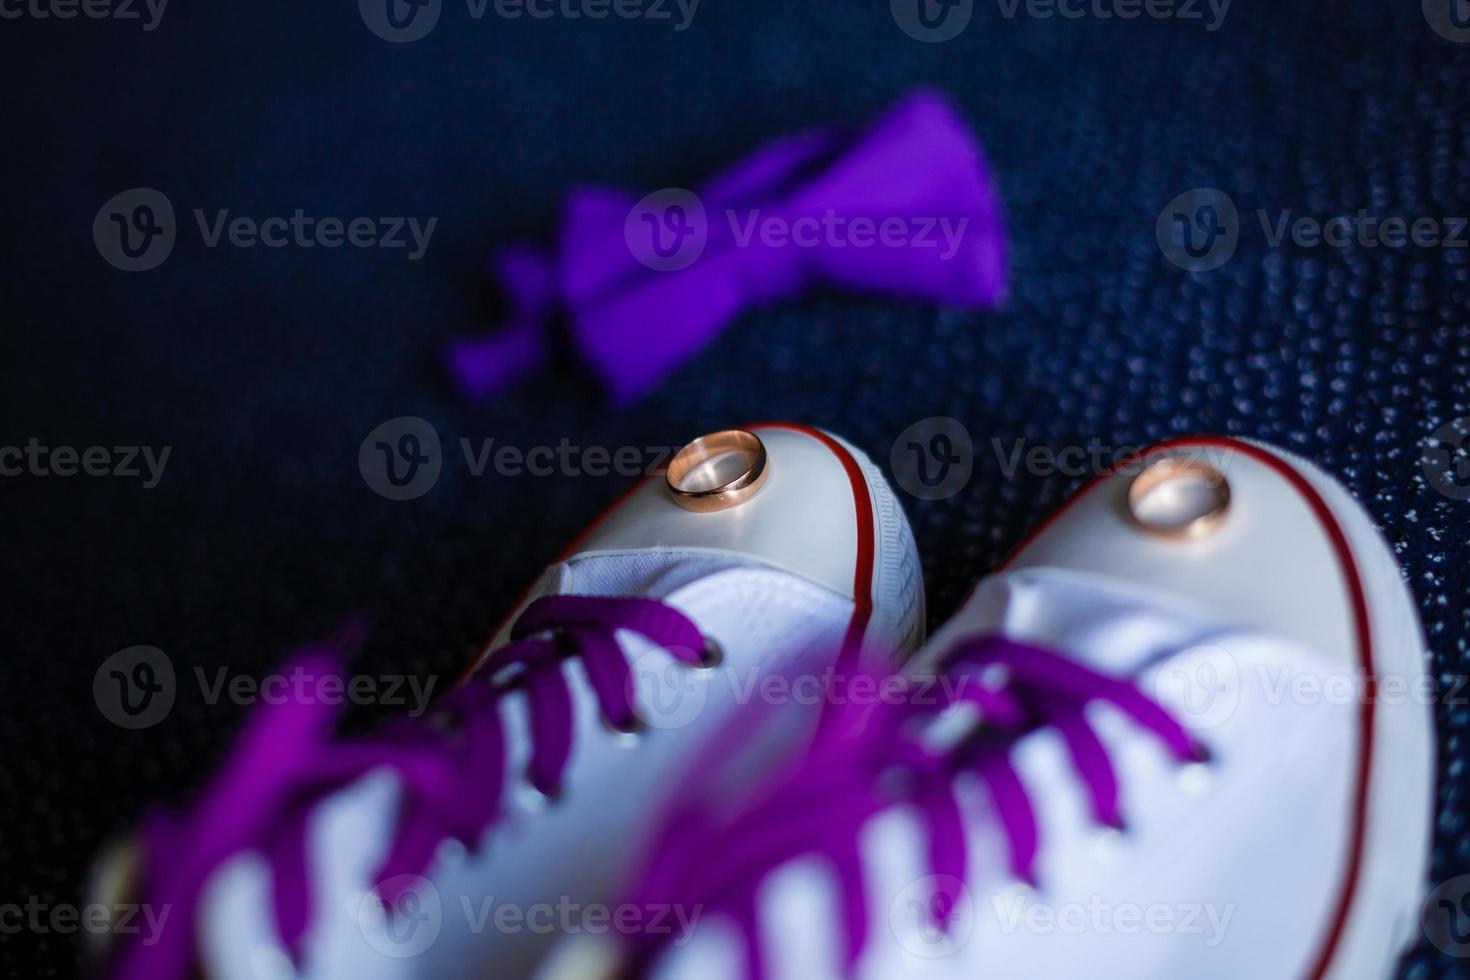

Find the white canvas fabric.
xmin=644 ymin=566 xmax=1371 ymax=980
xmin=621 ymin=437 xmax=1435 ymax=980
xmin=181 ymin=425 xmax=924 ymax=980
xmin=200 ymin=561 xmax=857 ymax=980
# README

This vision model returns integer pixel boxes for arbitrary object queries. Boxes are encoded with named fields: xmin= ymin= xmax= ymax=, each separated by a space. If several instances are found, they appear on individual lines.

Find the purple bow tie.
xmin=448 ymin=88 xmax=1007 ymax=406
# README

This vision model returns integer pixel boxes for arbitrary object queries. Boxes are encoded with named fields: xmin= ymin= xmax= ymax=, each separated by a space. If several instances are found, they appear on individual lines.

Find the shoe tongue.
xmin=926 ymin=566 xmax=1239 ymax=678
xmin=554 ymin=552 xmax=772 ymax=601
xmin=489 ymin=555 xmax=759 ymax=649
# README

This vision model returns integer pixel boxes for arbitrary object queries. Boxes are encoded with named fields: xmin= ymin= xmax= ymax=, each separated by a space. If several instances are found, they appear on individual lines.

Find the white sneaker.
xmin=558 ymin=436 xmax=1434 ymax=980
xmin=95 ymin=423 xmax=924 ymax=980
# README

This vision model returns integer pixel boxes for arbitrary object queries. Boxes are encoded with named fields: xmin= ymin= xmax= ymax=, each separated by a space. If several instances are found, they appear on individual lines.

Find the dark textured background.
xmin=2 ymin=0 xmax=1469 ymax=975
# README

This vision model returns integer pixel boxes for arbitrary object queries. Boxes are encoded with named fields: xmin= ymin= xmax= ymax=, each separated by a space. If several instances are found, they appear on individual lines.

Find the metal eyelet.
xmin=697 ymin=636 xmax=725 ymax=669
xmin=602 ymin=712 xmax=646 ymax=742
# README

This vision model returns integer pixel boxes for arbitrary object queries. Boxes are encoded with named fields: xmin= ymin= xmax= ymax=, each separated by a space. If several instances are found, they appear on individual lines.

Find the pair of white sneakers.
xmin=99 ymin=423 xmax=1435 ymax=980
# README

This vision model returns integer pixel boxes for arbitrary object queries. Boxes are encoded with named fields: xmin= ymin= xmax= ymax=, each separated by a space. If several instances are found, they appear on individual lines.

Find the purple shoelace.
xmin=613 ymin=635 xmax=1199 ymax=980
xmin=106 ymin=595 xmax=708 ymax=980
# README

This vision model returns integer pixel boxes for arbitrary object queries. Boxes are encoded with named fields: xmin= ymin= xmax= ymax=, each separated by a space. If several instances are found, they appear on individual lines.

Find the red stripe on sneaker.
xmin=997 ymin=436 xmax=1373 ymax=980
xmin=748 ymin=422 xmax=878 ymax=672
xmin=458 ymin=423 xmax=880 ymax=684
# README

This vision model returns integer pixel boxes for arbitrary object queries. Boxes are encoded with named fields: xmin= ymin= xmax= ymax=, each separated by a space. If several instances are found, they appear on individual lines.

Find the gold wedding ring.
xmin=666 ymin=429 xmax=769 ymax=513
xmin=1127 ymin=454 xmax=1231 ymax=539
